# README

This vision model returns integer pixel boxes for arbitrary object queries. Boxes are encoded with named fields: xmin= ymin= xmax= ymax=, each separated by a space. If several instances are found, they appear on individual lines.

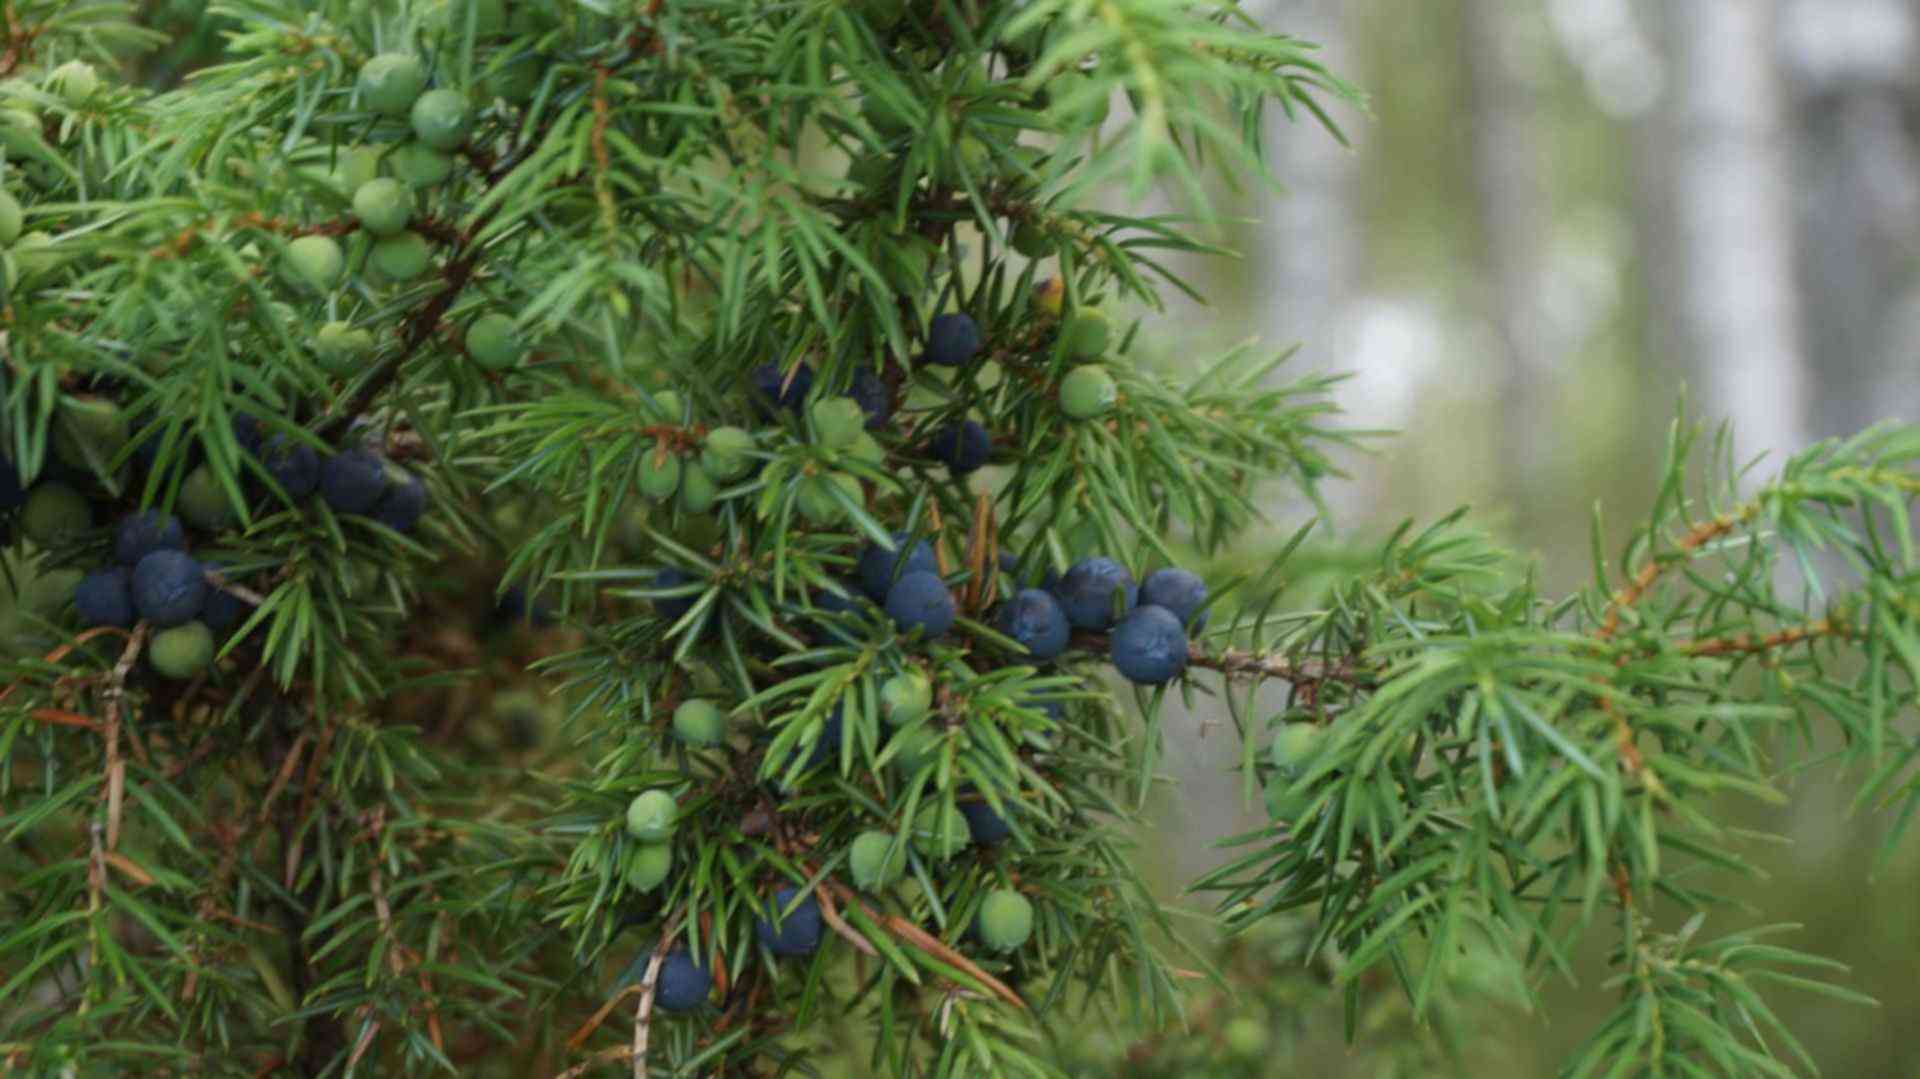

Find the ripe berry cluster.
xmin=4 ymin=400 xmax=427 ymax=680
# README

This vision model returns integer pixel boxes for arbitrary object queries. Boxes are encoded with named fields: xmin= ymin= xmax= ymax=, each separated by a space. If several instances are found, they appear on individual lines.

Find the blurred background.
xmin=1133 ymin=0 xmax=1920 ymax=1074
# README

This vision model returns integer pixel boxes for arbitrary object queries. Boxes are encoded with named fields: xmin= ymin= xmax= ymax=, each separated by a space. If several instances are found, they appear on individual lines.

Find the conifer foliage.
xmin=0 ymin=2 xmax=1913 ymax=1077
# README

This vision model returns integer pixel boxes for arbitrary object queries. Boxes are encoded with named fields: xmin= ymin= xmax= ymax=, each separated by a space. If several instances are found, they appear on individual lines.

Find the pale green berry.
xmin=410 ymin=89 xmax=472 ymax=150
xmin=849 ymin=831 xmax=905 ymax=890
xmin=391 ymin=143 xmax=454 ymax=187
xmin=1059 ymin=307 xmax=1109 ymax=360
xmin=809 ymin=398 xmax=865 ymax=450
xmin=677 ymin=463 xmax=718 ymax=514
xmin=699 ymin=426 xmax=754 ymax=482
xmin=21 ymin=483 xmax=91 ymax=546
xmin=314 ymin=321 xmax=374 ymax=372
xmin=148 ymin=621 xmax=215 ymax=680
xmin=626 ymin=841 xmax=672 ymax=892
xmin=179 ymin=465 xmax=236 ymax=532
xmin=672 ymin=699 xmax=726 ymax=746
xmin=1269 ymin=723 xmax=1323 ymax=776
xmin=624 ymin=790 xmax=678 ymax=842
xmin=1058 ymin=365 xmax=1117 ymax=419
xmin=48 ymin=61 xmax=100 ymax=105
xmin=369 ymin=231 xmax=432 ymax=281
xmin=638 ymin=446 xmax=682 ymax=501
xmin=796 ymin=472 xmax=860 ymax=525
xmin=879 ymin=671 xmax=931 ymax=727
xmin=283 ymin=235 xmax=345 ymax=292
xmin=352 ymin=177 xmax=411 ymax=237
xmin=975 ymin=888 xmax=1034 ymax=952
xmin=466 ymin=312 xmax=521 ymax=370
xmin=848 ymin=432 xmax=885 ymax=467
xmin=52 ymin=397 xmax=128 ymax=470
xmin=909 ymin=801 xmax=968 ymax=861
xmin=358 ymin=53 xmax=426 ymax=116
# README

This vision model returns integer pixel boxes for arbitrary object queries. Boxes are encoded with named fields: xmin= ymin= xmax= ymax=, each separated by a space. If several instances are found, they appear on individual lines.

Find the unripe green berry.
xmin=466 ymin=312 xmax=521 ymax=370
xmin=642 ymin=390 xmax=683 ymax=423
xmin=410 ymin=89 xmax=472 ymax=150
xmin=314 ymin=321 xmax=373 ymax=373
xmin=1223 ymin=1017 xmax=1270 ymax=1057
xmin=808 ymin=398 xmax=865 ymax=450
xmin=672 ymin=699 xmax=726 ymax=746
xmin=283 ymin=235 xmax=345 ymax=292
xmin=1058 ymin=365 xmax=1117 ymax=419
xmin=975 ymin=888 xmax=1034 ymax=952
xmin=48 ymin=61 xmax=100 ymax=104
xmin=848 ymin=831 xmax=905 ymax=890
xmin=890 ymin=725 xmax=942 ymax=777
xmin=795 ymin=472 xmax=860 ymax=526
xmin=1269 ymin=722 xmax=1322 ymax=776
xmin=909 ymin=801 xmax=968 ymax=861
xmin=0 ymin=190 xmax=21 ymax=246
xmin=21 ymin=483 xmax=91 ymax=546
xmin=53 ymin=397 xmax=128 ymax=470
xmin=391 ymin=143 xmax=454 ymax=187
xmin=352 ymin=177 xmax=411 ymax=237
xmin=358 ymin=53 xmax=427 ymax=117
xmin=1264 ymin=779 xmax=1308 ymax=821
xmin=369 ymin=231 xmax=432 ymax=281
xmin=879 ymin=671 xmax=931 ymax=727
xmin=677 ymin=463 xmax=718 ymax=514
xmin=148 ymin=621 xmax=215 ymax=680
xmin=625 ymin=841 xmax=672 ymax=892
xmin=339 ymin=146 xmax=383 ymax=191
xmin=1059 ymin=307 xmax=1110 ymax=360
xmin=699 ymin=426 xmax=754 ymax=482
xmin=638 ymin=446 xmax=682 ymax=501
xmin=1009 ymin=219 xmax=1049 ymax=258
xmin=848 ymin=432 xmax=885 ymax=467
xmin=179 ymin=465 xmax=236 ymax=533
xmin=624 ymin=790 xmax=677 ymax=842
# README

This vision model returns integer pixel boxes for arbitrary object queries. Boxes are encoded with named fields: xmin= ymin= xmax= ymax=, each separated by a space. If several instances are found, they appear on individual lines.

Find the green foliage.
xmin=0 ymin=2 xmax=1910 ymax=1077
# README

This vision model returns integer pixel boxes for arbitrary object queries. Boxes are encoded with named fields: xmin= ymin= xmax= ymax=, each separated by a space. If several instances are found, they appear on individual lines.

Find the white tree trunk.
xmin=1656 ymin=0 xmax=1811 ymax=459
xmin=1462 ymin=0 xmax=1555 ymax=494
xmin=1779 ymin=0 xmax=1920 ymax=439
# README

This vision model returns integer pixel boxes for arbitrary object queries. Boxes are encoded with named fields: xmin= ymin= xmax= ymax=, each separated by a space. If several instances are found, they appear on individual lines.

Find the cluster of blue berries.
xmin=997 ymin=555 xmax=1206 ymax=685
xmin=72 ymin=513 xmax=248 ymax=679
xmin=2 ymin=407 xmax=431 ymax=679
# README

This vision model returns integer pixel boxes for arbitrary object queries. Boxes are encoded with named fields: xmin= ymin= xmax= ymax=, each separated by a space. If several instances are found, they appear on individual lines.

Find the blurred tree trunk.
xmin=1638 ymin=0 xmax=1810 ymax=459
xmin=1256 ymin=1 xmax=1362 ymax=367
xmin=1779 ymin=0 xmax=1920 ymax=439
xmin=1461 ymin=0 xmax=1555 ymax=504
xmin=1162 ymin=0 xmax=1363 ymax=891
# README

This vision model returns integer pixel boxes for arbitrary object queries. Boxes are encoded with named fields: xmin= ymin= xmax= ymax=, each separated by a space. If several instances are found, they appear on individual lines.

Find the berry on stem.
xmin=1109 ymin=604 xmax=1188 ymax=685
xmin=1053 ymin=556 xmax=1137 ymax=630
xmin=624 ymin=790 xmax=678 ymax=842
xmin=1140 ymin=566 xmax=1209 ymax=630
xmin=924 ymin=313 xmax=981 ymax=367
xmin=756 ymin=885 xmax=823 ymax=957
xmin=996 ymin=588 xmax=1070 ymax=660
xmin=885 ymin=571 xmax=956 ymax=637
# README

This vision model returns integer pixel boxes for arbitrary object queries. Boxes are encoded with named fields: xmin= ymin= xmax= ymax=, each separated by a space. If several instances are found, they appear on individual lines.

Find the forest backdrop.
xmin=1147 ymin=1 xmax=1920 ymax=1073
